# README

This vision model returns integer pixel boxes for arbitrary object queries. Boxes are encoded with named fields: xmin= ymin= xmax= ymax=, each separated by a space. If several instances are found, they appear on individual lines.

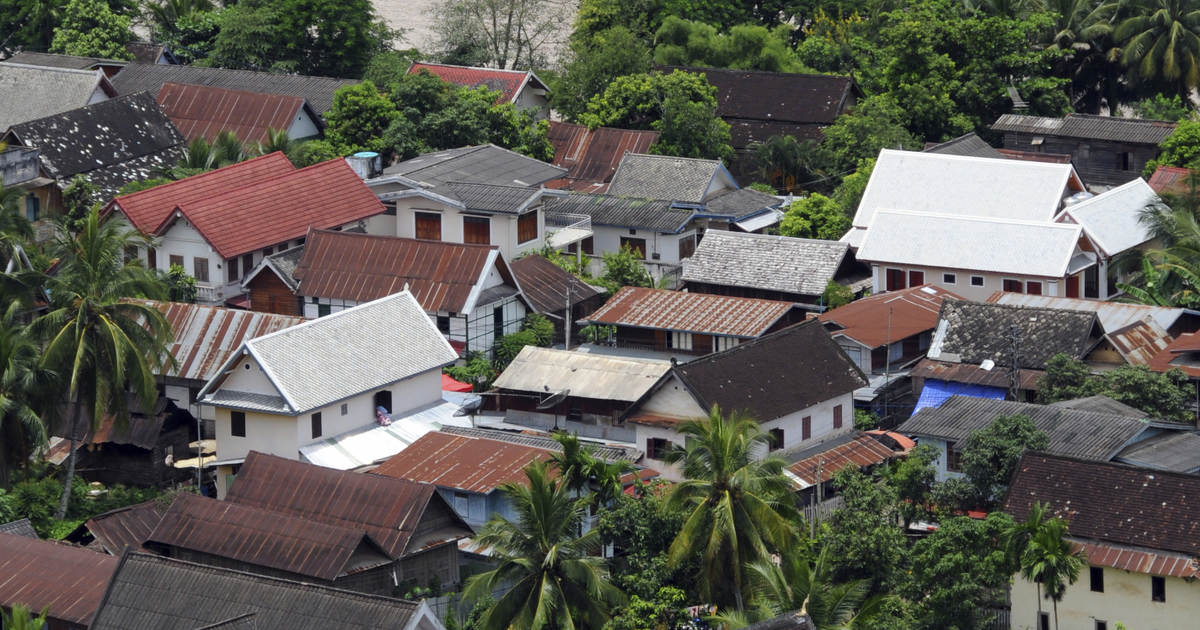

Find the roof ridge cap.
xmin=180 ymin=158 xmax=340 ymax=209
xmin=115 ymin=152 xmax=292 ymax=203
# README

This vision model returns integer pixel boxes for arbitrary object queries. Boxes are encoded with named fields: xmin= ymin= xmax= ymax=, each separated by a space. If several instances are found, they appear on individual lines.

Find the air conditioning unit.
xmin=651 ymin=253 xmax=661 ymax=260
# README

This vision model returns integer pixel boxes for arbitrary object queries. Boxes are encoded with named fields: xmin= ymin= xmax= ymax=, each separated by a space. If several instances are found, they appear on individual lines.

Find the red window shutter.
xmin=1066 ymin=275 xmax=1080 ymax=298
xmin=1003 ymin=279 xmax=1023 ymax=293
xmin=518 ymin=211 xmax=537 ymax=244
xmin=908 ymin=271 xmax=924 ymax=286
xmin=1026 ymin=281 xmax=1043 ymax=295
xmin=802 ymin=416 xmax=811 ymax=440
xmin=833 ymin=405 xmax=843 ymax=429
xmin=886 ymin=269 xmax=906 ymax=291
xmin=416 ymin=213 xmax=442 ymax=241
xmin=464 ymin=216 xmax=490 ymax=245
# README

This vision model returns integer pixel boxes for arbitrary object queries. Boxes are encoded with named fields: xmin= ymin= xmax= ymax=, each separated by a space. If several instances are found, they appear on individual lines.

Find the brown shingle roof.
xmin=582 ymin=287 xmax=799 ymax=337
xmin=510 ymin=254 xmax=602 ymax=314
xmin=156 ymin=82 xmax=314 ymax=144
xmin=819 ymin=284 xmax=963 ymax=350
xmin=0 ymin=532 xmax=118 ymax=627
xmin=372 ymin=432 xmax=549 ymax=494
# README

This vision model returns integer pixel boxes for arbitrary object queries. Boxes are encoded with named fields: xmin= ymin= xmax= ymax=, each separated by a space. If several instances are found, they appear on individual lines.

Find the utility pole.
xmin=1009 ymin=324 xmax=1023 ymax=401
xmin=564 ymin=276 xmax=576 ymax=351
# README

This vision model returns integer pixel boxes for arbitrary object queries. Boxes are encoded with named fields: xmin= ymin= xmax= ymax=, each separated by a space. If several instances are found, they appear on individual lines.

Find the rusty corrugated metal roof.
xmin=148 ymin=493 xmax=390 ymax=581
xmin=913 ymin=358 xmax=1044 ymax=390
xmin=510 ymin=254 xmax=603 ymax=314
xmin=582 ymin=287 xmax=798 ymax=337
xmin=0 ymin=532 xmax=118 ymax=626
xmin=787 ymin=432 xmax=897 ymax=487
xmin=1149 ymin=165 xmax=1191 ymax=194
xmin=226 ymin=452 xmax=473 ymax=559
xmin=292 ymin=229 xmax=508 ymax=312
xmin=1106 ymin=317 xmax=1172 ymax=366
xmin=546 ymin=122 xmax=659 ymax=192
xmin=86 ymin=501 xmax=164 ymax=555
xmin=492 ymin=346 xmax=670 ymax=402
xmin=819 ymin=285 xmax=964 ymax=350
xmin=156 ymin=82 xmax=312 ymax=144
xmin=133 ymin=299 xmax=305 ymax=384
xmin=372 ymin=432 xmax=549 ymax=494
xmin=1147 ymin=332 xmax=1200 ymax=377
xmin=985 ymin=292 xmax=1191 ymax=335
xmin=1081 ymin=540 xmax=1200 ymax=578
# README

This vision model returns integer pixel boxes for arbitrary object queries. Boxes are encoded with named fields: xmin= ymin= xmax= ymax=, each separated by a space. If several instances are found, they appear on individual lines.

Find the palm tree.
xmin=30 ymin=207 xmax=175 ymax=520
xmin=2 ymin=604 xmax=50 ymax=630
xmin=255 ymin=127 xmax=296 ymax=159
xmin=1020 ymin=517 xmax=1086 ymax=629
xmin=1116 ymin=258 xmax=1197 ymax=305
xmin=727 ymin=546 xmax=889 ymax=630
xmin=584 ymin=457 xmax=634 ymax=509
xmin=1113 ymin=0 xmax=1200 ymax=100
xmin=0 ymin=311 xmax=49 ymax=489
xmin=463 ymin=459 xmax=627 ymax=630
xmin=547 ymin=432 xmax=592 ymax=496
xmin=0 ymin=183 xmax=34 ymax=269
xmin=143 ymin=0 xmax=216 ymax=34
xmin=1040 ymin=0 xmax=1124 ymax=111
xmin=178 ymin=137 xmax=216 ymax=171
xmin=662 ymin=405 xmax=800 ymax=611
xmin=748 ymin=135 xmax=819 ymax=195
xmin=213 ymin=130 xmax=246 ymax=166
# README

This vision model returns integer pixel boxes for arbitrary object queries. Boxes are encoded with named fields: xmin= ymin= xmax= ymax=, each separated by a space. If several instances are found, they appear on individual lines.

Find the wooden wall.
xmin=1001 ymin=132 xmax=1155 ymax=187
xmin=246 ymin=271 xmax=302 ymax=316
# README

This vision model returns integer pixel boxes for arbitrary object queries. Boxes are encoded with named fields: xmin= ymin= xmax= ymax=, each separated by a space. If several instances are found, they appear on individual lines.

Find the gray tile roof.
xmin=383 ymin=144 xmax=566 ymax=190
xmin=545 ymin=192 xmax=694 ymax=232
xmin=88 ymin=552 xmax=423 ymax=630
xmin=0 ymin=518 xmax=38 ymax=539
xmin=205 ymin=389 xmax=292 ymax=414
xmin=8 ymin=91 xmax=184 ymax=201
xmin=1049 ymin=395 xmax=1146 ymax=418
xmin=607 ymin=153 xmax=721 ymax=202
xmin=1059 ymin=178 xmax=1159 ymax=257
xmin=265 ymin=246 xmax=305 ymax=290
xmin=240 ymin=292 xmax=458 ymax=415
xmin=899 ymin=396 xmax=1159 ymax=461
xmin=0 ymin=64 xmax=110 ymax=132
xmin=703 ymin=187 xmax=781 ymax=218
xmin=992 ymin=113 xmax=1177 ymax=145
xmin=440 ymin=425 xmax=642 ymax=462
xmin=1115 ymin=431 xmax=1200 ymax=472
xmin=110 ymin=63 xmax=357 ymax=116
xmin=682 ymin=230 xmax=853 ymax=297
xmin=928 ymin=298 xmax=1100 ymax=369
xmin=3 ymin=52 xmax=127 ymax=70
xmin=445 ymin=182 xmax=544 ymax=214
xmin=923 ymin=132 xmax=1005 ymax=159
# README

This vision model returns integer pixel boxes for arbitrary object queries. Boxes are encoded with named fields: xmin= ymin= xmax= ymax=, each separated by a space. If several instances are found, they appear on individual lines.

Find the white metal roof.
xmin=492 ymin=346 xmax=670 ymax=402
xmin=299 ymin=398 xmax=472 ymax=470
xmin=856 ymin=209 xmax=1084 ymax=277
xmin=853 ymin=149 xmax=1076 ymax=228
xmin=1058 ymin=179 xmax=1160 ymax=258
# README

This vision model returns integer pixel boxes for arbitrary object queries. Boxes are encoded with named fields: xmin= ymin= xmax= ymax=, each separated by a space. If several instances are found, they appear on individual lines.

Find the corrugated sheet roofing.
xmin=0 ymin=64 xmax=111 ymax=132
xmin=1058 ymin=178 xmax=1159 ymax=257
xmin=299 ymin=399 xmax=461 ymax=471
xmin=544 ymin=192 xmax=691 ymax=232
xmin=986 ymin=292 xmax=1191 ymax=333
xmin=547 ymin=121 xmax=658 ymax=192
xmin=1104 ymin=317 xmax=1173 ymax=366
xmin=682 ymin=231 xmax=854 ymax=297
xmin=383 ymin=144 xmax=566 ymax=190
xmin=409 ymin=63 xmax=537 ymax=104
xmin=493 ymin=346 xmax=670 ymax=402
xmin=1147 ymin=332 xmax=1200 ymax=377
xmin=1049 ymin=395 xmax=1146 ymax=417
xmin=923 ymin=132 xmax=1005 ymax=158
xmin=372 ymin=431 xmax=549 ymax=493
xmin=510 ymin=254 xmax=603 ymax=314
xmin=786 ymin=432 xmax=896 ymax=487
xmin=607 ymin=153 xmax=722 ymax=202
xmin=1115 ymin=431 xmax=1200 ymax=472
xmin=1148 ymin=165 xmax=1191 ymax=194
xmin=111 ymin=63 xmax=358 ymax=116
xmin=86 ymin=501 xmax=164 ymax=555
xmin=1078 ymin=540 xmax=1200 ymax=579
xmin=853 ymin=149 xmax=1075 ymax=228
xmin=445 ymin=182 xmax=545 ymax=213
xmin=819 ymin=285 xmax=963 ymax=349
xmin=0 ymin=532 xmax=118 ymax=626
xmin=156 ymin=82 xmax=310 ymax=144
xmin=0 ymin=518 xmax=37 ymax=539
xmin=658 ymin=65 xmax=857 ymax=125
xmin=929 ymin=298 xmax=1099 ymax=368
xmin=992 ymin=113 xmax=1177 ymax=145
xmin=704 ymin=187 xmax=781 ymax=218
xmin=3 ymin=52 xmax=127 ymax=70
xmin=583 ymin=286 xmax=797 ymax=337
xmin=440 ymin=425 xmax=641 ymax=462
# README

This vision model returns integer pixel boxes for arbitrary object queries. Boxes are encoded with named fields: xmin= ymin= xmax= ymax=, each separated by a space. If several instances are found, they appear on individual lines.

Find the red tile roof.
xmin=372 ymin=432 xmax=549 ymax=494
xmin=818 ymin=284 xmax=964 ymax=350
xmin=582 ymin=286 xmax=799 ymax=337
xmin=408 ymin=63 xmax=536 ymax=105
xmin=157 ymin=82 xmax=309 ymax=144
xmin=545 ymin=122 xmax=659 ymax=192
xmin=0 ymin=532 xmax=118 ymax=627
xmin=1148 ymin=165 xmax=1192 ymax=194
xmin=105 ymin=152 xmax=295 ymax=233
xmin=787 ymin=432 xmax=897 ymax=486
xmin=160 ymin=158 xmax=385 ymax=259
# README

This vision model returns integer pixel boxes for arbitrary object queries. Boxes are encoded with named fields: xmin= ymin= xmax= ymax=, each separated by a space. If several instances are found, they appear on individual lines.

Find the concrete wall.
xmin=385 ymin=197 xmax=544 ymax=261
xmin=639 ymin=375 xmax=705 ymax=418
xmin=867 ymin=262 xmax=1076 ymax=303
xmin=287 ymin=109 xmax=322 ymax=140
xmin=1011 ymin=564 xmax=1200 ymax=630
xmin=763 ymin=392 xmax=856 ymax=452
xmin=587 ymin=226 xmax=696 ymax=267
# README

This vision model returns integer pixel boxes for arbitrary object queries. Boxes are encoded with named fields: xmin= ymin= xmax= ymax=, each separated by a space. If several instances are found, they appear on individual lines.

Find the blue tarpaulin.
xmin=911 ymin=380 xmax=1006 ymax=417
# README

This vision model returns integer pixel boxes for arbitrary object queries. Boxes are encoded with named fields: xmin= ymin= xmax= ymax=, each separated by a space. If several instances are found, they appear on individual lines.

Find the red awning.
xmin=442 ymin=374 xmax=473 ymax=392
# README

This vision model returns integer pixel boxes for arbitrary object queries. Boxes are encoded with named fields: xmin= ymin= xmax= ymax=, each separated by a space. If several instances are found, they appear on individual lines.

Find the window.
xmin=971 ymin=276 xmax=984 ymax=287
xmin=415 ymin=212 xmax=442 ymax=240
xmin=464 ymin=216 xmax=490 ymax=244
xmin=768 ymin=428 xmax=784 ymax=451
xmin=311 ymin=412 xmax=322 ymax=439
xmin=629 ymin=229 xmax=637 ymax=235
xmin=885 ymin=268 xmax=906 ymax=291
xmin=1026 ymin=281 xmax=1043 ymax=295
xmin=833 ymin=405 xmax=843 ymax=429
xmin=437 ymin=315 xmax=451 ymax=333
xmin=170 ymin=254 xmax=184 ymax=269
xmin=1096 ymin=622 xmax=1107 ymax=630
xmin=24 ymin=194 xmax=39 ymax=222
xmin=646 ymin=437 xmax=672 ymax=460
xmin=383 ymin=204 xmax=397 ymax=216
xmin=946 ymin=442 xmax=962 ymax=472
xmin=908 ymin=270 xmax=925 ymax=286
xmin=802 ymin=416 xmax=811 ymax=440
xmin=123 ymin=246 xmax=138 ymax=264
xmin=1002 ymin=279 xmax=1022 ymax=293
xmin=227 ymin=257 xmax=239 ymax=282
xmin=569 ymin=403 xmax=582 ymax=422
xmin=668 ymin=331 xmax=693 ymax=350
xmin=943 ymin=273 xmax=957 ymax=284
xmin=1152 ymin=575 xmax=1165 ymax=602
xmin=1090 ymin=567 xmax=1104 ymax=592
xmin=340 ymin=403 xmax=348 ymax=416
xmin=714 ymin=336 xmax=739 ymax=352
xmin=1121 ymin=151 xmax=1132 ymax=172
xmin=620 ymin=237 xmax=647 ymax=259
xmin=374 ymin=390 xmax=393 ymax=414
xmin=1039 ymin=613 xmax=1049 ymax=630
xmin=518 ymin=211 xmax=538 ymax=244
xmin=1066 ymin=275 xmax=1080 ymax=298
xmin=262 ymin=247 xmax=273 ymax=257
xmin=230 ymin=411 xmax=245 ymax=437
xmin=454 ymin=492 xmax=470 ymax=517
xmin=194 ymin=257 xmax=210 ymax=283
xmin=494 ymin=305 xmax=504 ymax=339
xmin=318 ymin=303 xmax=331 ymax=317
xmin=581 ymin=237 xmax=594 ymax=256
xmin=678 ymin=234 xmax=697 ymax=260
xmin=242 ymin=254 xmax=254 ymax=276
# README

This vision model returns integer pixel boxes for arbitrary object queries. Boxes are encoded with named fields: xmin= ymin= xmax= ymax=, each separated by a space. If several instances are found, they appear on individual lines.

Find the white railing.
xmin=546 ymin=212 xmax=591 ymax=232
xmin=195 ymin=283 xmax=220 ymax=303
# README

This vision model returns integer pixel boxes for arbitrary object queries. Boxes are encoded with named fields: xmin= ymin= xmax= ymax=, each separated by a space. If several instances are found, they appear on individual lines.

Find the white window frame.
xmin=670 ymin=331 xmax=693 ymax=351
xmin=714 ymin=336 xmax=740 ymax=352
xmin=942 ymin=272 xmax=957 ymax=285
xmin=970 ymin=275 xmax=985 ymax=287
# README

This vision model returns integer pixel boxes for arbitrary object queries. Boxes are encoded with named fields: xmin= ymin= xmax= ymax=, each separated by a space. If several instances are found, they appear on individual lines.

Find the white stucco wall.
xmin=586 ymin=226 xmax=695 ymax=268
xmin=868 ymin=262 xmax=1073 ymax=302
xmin=515 ymin=85 xmax=551 ymax=119
xmin=762 ymin=392 xmax=856 ymax=452
xmin=287 ymin=108 xmax=322 ymax=140
xmin=384 ymin=198 xmax=541 ymax=261
xmin=1011 ymin=565 xmax=1200 ymax=630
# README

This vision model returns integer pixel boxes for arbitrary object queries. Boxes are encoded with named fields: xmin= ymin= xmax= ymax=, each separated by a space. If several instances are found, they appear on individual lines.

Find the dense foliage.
xmin=1037 ymin=353 xmax=1194 ymax=421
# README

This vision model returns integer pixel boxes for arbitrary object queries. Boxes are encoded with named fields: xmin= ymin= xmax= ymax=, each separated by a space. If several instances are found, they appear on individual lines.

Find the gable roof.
xmin=546 ymin=121 xmax=659 ymax=192
xmin=492 ymin=346 xmax=671 ymax=402
xmin=900 ymin=396 xmax=1159 ymax=460
xmin=201 ymin=292 xmax=457 ymax=416
xmin=856 ymin=209 xmax=1085 ymax=278
xmin=408 ymin=62 xmax=546 ymax=105
xmin=657 ymin=66 xmax=858 ymax=126
xmin=606 ymin=153 xmax=733 ymax=202
xmin=0 ymin=63 xmax=116 ymax=132
xmin=985 ymin=292 xmax=1198 ymax=335
xmin=6 ymin=91 xmax=184 ymax=199
xmin=659 ymin=319 xmax=867 ymax=422
xmin=383 ymin=144 xmax=566 ymax=190
xmin=104 ymin=151 xmax=296 ymax=233
xmin=89 ymin=551 xmax=427 ymax=630
xmin=147 ymin=493 xmax=389 ymax=581
xmin=1049 ymin=395 xmax=1146 ymax=417
xmin=292 ymin=229 xmax=520 ymax=312
xmin=156 ymin=82 xmax=318 ymax=144
xmin=84 ymin=501 xmax=164 ymax=555
xmin=0 ymin=518 xmax=37 ymax=539
xmin=853 ymin=149 xmax=1078 ymax=228
xmin=544 ymin=192 xmax=695 ymax=232
xmin=372 ymin=431 xmax=549 ymax=494
xmin=0 ymin=532 xmax=118 ymax=627
xmin=2 ymin=52 xmax=128 ymax=71
xmin=820 ymin=285 xmax=964 ymax=349
xmin=1147 ymin=332 xmax=1200 ymax=377
xmin=703 ymin=187 xmax=781 ymax=218
xmin=992 ymin=113 xmax=1177 ymax=145
xmin=786 ymin=431 xmax=898 ymax=487
xmin=445 ymin=182 xmax=551 ymax=214
xmin=1002 ymin=453 xmax=1200 ymax=557
xmin=225 ymin=452 xmax=471 ymax=559
xmin=1057 ymin=178 xmax=1159 ymax=257
xmin=252 ymin=245 xmax=306 ymax=290
xmin=1148 ymin=165 xmax=1191 ymax=195
xmin=160 ymin=157 xmax=384 ymax=259
xmin=928 ymin=298 xmax=1100 ymax=369
xmin=582 ymin=286 xmax=800 ymax=337
xmin=110 ymin=63 xmax=358 ymax=116
xmin=923 ymin=132 xmax=1005 ymax=159
xmin=510 ymin=254 xmax=603 ymax=314
xmin=682 ymin=230 xmax=857 ymax=297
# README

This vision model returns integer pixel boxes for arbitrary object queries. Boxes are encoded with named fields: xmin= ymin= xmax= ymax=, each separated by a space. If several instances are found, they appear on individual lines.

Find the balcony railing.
xmin=546 ymin=213 xmax=593 ymax=249
xmin=195 ymin=283 xmax=220 ymax=303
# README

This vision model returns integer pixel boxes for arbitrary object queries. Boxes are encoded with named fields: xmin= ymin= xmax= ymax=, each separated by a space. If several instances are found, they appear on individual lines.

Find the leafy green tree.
xmin=289 ymin=140 xmax=341 ymax=167
xmin=662 ymin=406 xmax=800 ymax=610
xmin=552 ymin=27 xmax=652 ymax=122
xmin=443 ymin=353 xmax=497 ymax=392
xmin=1037 ymin=353 xmax=1194 ymax=420
xmin=1132 ymin=93 xmax=1193 ymax=121
xmin=30 ymin=208 xmax=174 ymax=519
xmin=571 ymin=0 xmax=662 ymax=47
xmin=50 ymin=0 xmax=135 ymax=60
xmin=603 ymin=587 xmax=690 ymax=630
xmin=144 ymin=0 xmax=219 ymax=63
xmin=1143 ymin=120 xmax=1200 ymax=175
xmin=1 ymin=604 xmax=50 ymax=630
xmin=324 ymin=81 xmax=399 ymax=154
xmin=61 ymin=176 xmax=102 ymax=231
xmin=654 ymin=17 xmax=809 ymax=73
xmin=464 ymin=460 xmax=627 ymax=630
xmin=650 ymin=96 xmax=735 ymax=162
xmin=1019 ymin=515 xmax=1086 ymax=629
xmin=824 ymin=466 xmax=905 ymax=590
xmin=883 ymin=443 xmax=938 ymax=526
xmin=816 ymin=97 xmax=917 ymax=182
xmin=1114 ymin=0 xmax=1200 ymax=101
xmin=598 ymin=480 xmax=693 ymax=600
xmin=144 ymin=0 xmax=214 ymax=33
xmin=831 ymin=157 xmax=874 ymax=215
xmin=600 ymin=244 xmax=652 ymax=292
xmin=959 ymin=415 xmax=1049 ymax=507
xmin=361 ymin=49 xmax=424 ymax=86
xmin=1036 ymin=353 xmax=1093 ymax=403
xmin=737 ymin=545 xmax=889 ymax=630
xmin=796 ymin=10 xmax=864 ymax=75
xmin=162 ymin=263 xmax=197 ymax=303
xmin=779 ymin=194 xmax=851 ymax=240
xmin=821 ymin=279 xmax=854 ymax=310
xmin=748 ymin=135 xmax=820 ymax=194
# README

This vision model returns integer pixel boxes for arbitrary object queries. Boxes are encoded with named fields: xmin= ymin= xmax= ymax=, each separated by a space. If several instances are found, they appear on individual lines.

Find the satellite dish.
xmin=454 ymin=396 xmax=484 ymax=417
xmin=537 ymin=389 xmax=570 ymax=410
